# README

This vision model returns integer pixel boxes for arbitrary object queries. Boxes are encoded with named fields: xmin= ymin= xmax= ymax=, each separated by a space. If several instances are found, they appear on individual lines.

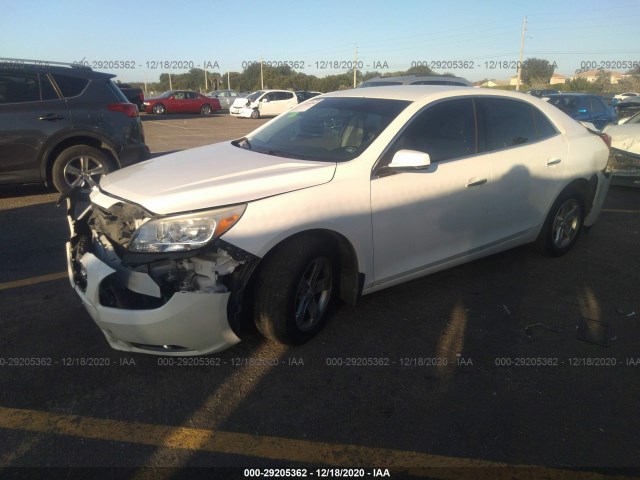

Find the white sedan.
xmin=66 ymin=86 xmax=611 ymax=355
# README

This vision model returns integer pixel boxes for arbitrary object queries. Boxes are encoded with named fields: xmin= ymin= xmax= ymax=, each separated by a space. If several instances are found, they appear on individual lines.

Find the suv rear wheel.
xmin=51 ymin=145 xmax=115 ymax=193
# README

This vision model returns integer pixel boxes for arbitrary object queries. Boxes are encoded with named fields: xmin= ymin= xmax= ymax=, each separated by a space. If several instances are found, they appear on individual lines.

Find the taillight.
xmin=108 ymin=103 xmax=139 ymax=118
xmin=138 ymin=92 xmax=144 ymax=102
xmin=600 ymin=132 xmax=612 ymax=150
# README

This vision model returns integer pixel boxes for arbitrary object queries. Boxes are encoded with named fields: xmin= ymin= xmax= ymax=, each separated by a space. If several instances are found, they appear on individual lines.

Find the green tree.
xmin=521 ymin=58 xmax=555 ymax=85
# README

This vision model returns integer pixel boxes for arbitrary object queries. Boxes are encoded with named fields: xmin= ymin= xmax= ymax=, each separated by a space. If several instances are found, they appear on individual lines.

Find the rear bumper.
xmin=584 ymin=170 xmax=611 ymax=227
xmin=118 ymin=143 xmax=150 ymax=168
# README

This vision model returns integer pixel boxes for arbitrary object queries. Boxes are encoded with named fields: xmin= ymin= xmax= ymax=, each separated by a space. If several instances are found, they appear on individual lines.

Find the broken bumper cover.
xmin=584 ymin=170 xmax=611 ymax=227
xmin=229 ymin=107 xmax=254 ymax=118
xmin=65 ymin=201 xmax=241 ymax=356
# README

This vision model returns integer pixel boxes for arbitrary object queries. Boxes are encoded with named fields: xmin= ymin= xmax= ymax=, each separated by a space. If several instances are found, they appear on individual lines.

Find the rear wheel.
xmin=51 ymin=145 xmax=114 ymax=193
xmin=536 ymin=192 xmax=584 ymax=256
xmin=200 ymin=104 xmax=212 ymax=115
xmin=254 ymin=239 xmax=337 ymax=344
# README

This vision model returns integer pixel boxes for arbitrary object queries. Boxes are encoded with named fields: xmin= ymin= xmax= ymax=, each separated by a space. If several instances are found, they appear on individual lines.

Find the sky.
xmin=2 ymin=0 xmax=640 ymax=84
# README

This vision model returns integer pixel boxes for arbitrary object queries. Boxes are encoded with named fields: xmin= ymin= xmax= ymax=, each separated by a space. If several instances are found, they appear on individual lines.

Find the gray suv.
xmin=0 ymin=59 xmax=149 ymax=192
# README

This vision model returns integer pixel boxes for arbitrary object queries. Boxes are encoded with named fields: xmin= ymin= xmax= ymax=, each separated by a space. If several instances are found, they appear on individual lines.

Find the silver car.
xmin=206 ymin=90 xmax=244 ymax=109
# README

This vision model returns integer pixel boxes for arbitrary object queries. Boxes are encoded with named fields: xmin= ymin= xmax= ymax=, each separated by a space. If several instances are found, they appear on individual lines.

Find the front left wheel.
xmin=200 ymin=104 xmax=212 ymax=115
xmin=254 ymin=238 xmax=337 ymax=345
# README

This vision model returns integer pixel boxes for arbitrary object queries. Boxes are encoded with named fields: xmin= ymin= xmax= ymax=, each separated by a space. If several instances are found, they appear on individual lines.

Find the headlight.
xmin=129 ymin=204 xmax=246 ymax=253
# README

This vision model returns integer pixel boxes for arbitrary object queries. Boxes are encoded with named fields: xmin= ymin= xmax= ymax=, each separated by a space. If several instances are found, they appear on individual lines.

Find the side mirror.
xmin=388 ymin=149 xmax=431 ymax=169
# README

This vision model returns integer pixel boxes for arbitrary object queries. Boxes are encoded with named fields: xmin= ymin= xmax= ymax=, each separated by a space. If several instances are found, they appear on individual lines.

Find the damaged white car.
xmin=65 ymin=87 xmax=611 ymax=356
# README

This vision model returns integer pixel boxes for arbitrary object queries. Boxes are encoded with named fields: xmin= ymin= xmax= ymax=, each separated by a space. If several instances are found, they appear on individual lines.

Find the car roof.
xmin=322 ymin=85 xmax=548 ymax=103
xmin=0 ymin=60 xmax=115 ymax=79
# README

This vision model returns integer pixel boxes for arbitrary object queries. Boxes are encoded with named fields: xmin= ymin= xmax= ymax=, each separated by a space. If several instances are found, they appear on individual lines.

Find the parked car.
xmin=295 ymin=91 xmax=322 ymax=102
xmin=143 ymin=90 xmax=221 ymax=115
xmin=206 ymin=89 xmax=244 ymax=109
xmin=526 ymin=89 xmax=560 ymax=98
xmin=358 ymin=74 xmax=471 ymax=88
xmin=66 ymin=86 xmax=611 ymax=356
xmin=0 ymin=59 xmax=149 ymax=192
xmin=614 ymin=96 xmax=640 ymax=123
xmin=545 ymin=93 xmax=617 ymax=130
xmin=604 ymin=111 xmax=640 ymax=183
xmin=613 ymin=92 xmax=638 ymax=103
xmin=116 ymin=82 xmax=144 ymax=111
xmin=229 ymin=89 xmax=298 ymax=118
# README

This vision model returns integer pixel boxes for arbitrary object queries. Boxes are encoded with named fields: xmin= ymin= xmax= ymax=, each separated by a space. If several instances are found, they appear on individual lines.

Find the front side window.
xmin=483 ymin=98 xmax=537 ymax=150
xmin=0 ymin=73 xmax=40 ymax=103
xmin=383 ymin=98 xmax=477 ymax=164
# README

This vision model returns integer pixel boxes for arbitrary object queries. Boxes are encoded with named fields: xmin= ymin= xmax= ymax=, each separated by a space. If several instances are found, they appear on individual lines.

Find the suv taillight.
xmin=138 ymin=92 xmax=144 ymax=102
xmin=108 ymin=103 xmax=139 ymax=118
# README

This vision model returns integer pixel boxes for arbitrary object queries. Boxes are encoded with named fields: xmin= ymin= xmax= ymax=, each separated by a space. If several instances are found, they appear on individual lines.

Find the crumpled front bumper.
xmin=65 ymin=201 xmax=240 ymax=356
xmin=229 ymin=106 xmax=254 ymax=118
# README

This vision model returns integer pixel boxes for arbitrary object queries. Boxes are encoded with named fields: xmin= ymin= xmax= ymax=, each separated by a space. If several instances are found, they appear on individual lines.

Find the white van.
xmin=229 ymin=89 xmax=298 ymax=118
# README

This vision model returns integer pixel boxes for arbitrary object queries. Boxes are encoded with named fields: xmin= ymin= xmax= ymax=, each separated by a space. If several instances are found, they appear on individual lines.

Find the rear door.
xmin=480 ymin=97 xmax=567 ymax=243
xmin=0 ymin=71 xmax=70 ymax=183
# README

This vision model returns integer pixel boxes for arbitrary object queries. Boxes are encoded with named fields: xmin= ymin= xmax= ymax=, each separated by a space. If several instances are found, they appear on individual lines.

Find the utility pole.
xmin=516 ymin=16 xmax=527 ymax=91
xmin=169 ymin=72 xmax=172 ymax=90
xmin=353 ymin=44 xmax=358 ymax=88
xmin=260 ymin=56 xmax=264 ymax=89
xmin=227 ymin=71 xmax=231 ymax=90
xmin=204 ymin=70 xmax=208 ymax=91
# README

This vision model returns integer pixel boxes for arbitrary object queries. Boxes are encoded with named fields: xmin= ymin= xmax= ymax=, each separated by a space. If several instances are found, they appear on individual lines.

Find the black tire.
xmin=152 ymin=103 xmax=166 ymax=115
xmin=254 ymin=238 xmax=337 ymax=344
xmin=51 ymin=145 xmax=114 ymax=193
xmin=535 ymin=191 xmax=584 ymax=256
xmin=250 ymin=108 xmax=260 ymax=119
xmin=200 ymin=104 xmax=212 ymax=115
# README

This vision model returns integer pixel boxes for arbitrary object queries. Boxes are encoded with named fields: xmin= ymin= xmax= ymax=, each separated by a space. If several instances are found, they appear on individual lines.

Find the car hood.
xmin=98 ymin=142 xmax=337 ymax=214
xmin=603 ymin=124 xmax=640 ymax=155
xmin=231 ymin=97 xmax=252 ymax=108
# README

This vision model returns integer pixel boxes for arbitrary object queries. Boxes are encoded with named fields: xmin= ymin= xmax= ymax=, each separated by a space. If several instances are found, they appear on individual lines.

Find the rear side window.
xmin=51 ymin=73 xmax=88 ymax=98
xmin=590 ymin=97 xmax=605 ymax=113
xmin=484 ymin=98 xmax=537 ymax=150
xmin=533 ymin=108 xmax=559 ymax=140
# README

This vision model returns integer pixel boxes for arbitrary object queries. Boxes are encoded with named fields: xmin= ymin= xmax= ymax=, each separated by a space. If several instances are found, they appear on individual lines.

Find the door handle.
xmin=546 ymin=158 xmax=562 ymax=166
xmin=39 ymin=114 xmax=65 ymax=121
xmin=465 ymin=178 xmax=487 ymax=187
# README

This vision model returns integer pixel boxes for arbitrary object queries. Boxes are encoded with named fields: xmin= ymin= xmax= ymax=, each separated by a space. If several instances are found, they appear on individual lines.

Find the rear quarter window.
xmin=50 ymin=73 xmax=89 ymax=98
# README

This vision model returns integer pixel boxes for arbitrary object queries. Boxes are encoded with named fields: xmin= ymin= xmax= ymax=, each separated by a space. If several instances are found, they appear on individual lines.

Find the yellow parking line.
xmin=0 ymin=406 xmax=633 ymax=479
xmin=0 ymin=272 xmax=67 ymax=291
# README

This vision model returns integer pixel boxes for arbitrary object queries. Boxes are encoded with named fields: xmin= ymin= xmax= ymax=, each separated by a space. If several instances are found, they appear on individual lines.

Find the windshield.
xmin=247 ymin=91 xmax=265 ymax=102
xmin=234 ymin=97 xmax=410 ymax=162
